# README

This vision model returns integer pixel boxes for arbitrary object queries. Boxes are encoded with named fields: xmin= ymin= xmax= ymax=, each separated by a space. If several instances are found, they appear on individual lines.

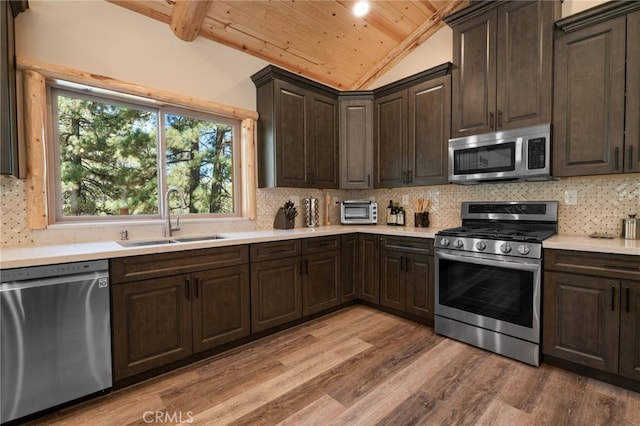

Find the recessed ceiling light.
xmin=353 ymin=0 xmax=370 ymax=18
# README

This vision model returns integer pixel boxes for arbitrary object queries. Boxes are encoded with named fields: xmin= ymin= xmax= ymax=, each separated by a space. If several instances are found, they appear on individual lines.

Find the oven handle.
xmin=436 ymin=250 xmax=541 ymax=272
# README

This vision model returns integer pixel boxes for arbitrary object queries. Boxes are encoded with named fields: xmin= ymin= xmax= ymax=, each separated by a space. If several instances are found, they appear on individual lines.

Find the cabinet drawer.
xmin=380 ymin=236 xmax=433 ymax=255
xmin=250 ymin=239 xmax=301 ymax=262
xmin=544 ymin=249 xmax=640 ymax=281
xmin=111 ymin=245 xmax=249 ymax=284
xmin=302 ymin=236 xmax=340 ymax=254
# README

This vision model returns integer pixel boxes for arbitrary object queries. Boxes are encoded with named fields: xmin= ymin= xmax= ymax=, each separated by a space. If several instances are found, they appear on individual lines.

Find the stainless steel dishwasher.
xmin=0 ymin=259 xmax=112 ymax=423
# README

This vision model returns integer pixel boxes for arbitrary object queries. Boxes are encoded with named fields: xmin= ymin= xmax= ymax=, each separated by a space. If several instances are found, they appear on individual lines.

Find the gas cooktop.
xmin=435 ymin=201 xmax=559 ymax=259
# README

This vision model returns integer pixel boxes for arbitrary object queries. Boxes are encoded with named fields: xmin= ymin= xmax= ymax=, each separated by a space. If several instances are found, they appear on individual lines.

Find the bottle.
xmin=397 ymin=205 xmax=405 ymax=226
xmin=389 ymin=202 xmax=397 ymax=225
xmin=387 ymin=200 xmax=394 ymax=225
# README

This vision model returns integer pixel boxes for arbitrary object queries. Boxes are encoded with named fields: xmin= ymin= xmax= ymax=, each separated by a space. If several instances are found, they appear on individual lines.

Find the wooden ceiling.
xmin=109 ymin=0 xmax=468 ymax=90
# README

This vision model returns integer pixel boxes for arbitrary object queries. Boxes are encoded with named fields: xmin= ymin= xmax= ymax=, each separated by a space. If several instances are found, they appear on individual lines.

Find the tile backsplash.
xmin=2 ymin=173 xmax=639 ymax=248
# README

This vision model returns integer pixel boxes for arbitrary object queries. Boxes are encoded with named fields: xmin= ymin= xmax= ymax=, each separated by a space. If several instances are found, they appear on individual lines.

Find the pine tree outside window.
xmin=49 ymin=84 xmax=240 ymax=222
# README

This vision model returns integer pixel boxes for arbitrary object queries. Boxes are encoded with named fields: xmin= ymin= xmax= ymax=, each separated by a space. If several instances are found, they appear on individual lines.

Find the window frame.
xmin=47 ymin=81 xmax=242 ymax=223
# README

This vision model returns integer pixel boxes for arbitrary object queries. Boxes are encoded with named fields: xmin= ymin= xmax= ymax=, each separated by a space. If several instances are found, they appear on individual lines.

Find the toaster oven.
xmin=340 ymin=200 xmax=377 ymax=224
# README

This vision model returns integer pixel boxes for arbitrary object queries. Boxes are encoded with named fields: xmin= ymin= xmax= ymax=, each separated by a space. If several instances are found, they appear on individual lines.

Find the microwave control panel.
xmin=527 ymin=137 xmax=546 ymax=169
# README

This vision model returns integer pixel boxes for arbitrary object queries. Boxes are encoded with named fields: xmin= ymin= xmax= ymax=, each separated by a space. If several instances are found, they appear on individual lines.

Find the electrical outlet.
xmin=402 ymin=195 xmax=409 ymax=205
xmin=564 ymin=190 xmax=578 ymax=205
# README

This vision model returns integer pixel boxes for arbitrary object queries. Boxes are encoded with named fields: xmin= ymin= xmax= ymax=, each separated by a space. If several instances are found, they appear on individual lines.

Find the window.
xmin=49 ymin=84 xmax=240 ymax=222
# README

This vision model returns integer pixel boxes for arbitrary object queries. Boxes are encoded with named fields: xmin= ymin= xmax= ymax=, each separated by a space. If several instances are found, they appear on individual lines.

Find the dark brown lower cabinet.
xmin=112 ymin=276 xmax=192 ymax=380
xmin=192 ymin=265 xmax=251 ymax=352
xmin=340 ymin=234 xmax=358 ymax=302
xmin=380 ymin=249 xmax=434 ymax=321
xmin=302 ymin=250 xmax=340 ymax=316
xmin=543 ymin=272 xmax=620 ymax=373
xmin=111 ymin=246 xmax=250 ymax=381
xmin=357 ymin=234 xmax=380 ymax=303
xmin=543 ymin=249 xmax=640 ymax=384
xmin=250 ymin=256 xmax=302 ymax=333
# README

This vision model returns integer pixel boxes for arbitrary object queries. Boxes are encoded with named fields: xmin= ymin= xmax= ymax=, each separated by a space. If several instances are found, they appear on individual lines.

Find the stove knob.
xmin=453 ymin=239 xmax=464 ymax=248
xmin=517 ymin=244 xmax=530 ymax=255
xmin=440 ymin=237 xmax=450 ymax=247
xmin=476 ymin=241 xmax=487 ymax=251
xmin=500 ymin=243 xmax=512 ymax=253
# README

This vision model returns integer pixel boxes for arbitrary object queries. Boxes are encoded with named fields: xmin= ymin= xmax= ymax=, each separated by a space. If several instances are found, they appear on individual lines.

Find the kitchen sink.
xmin=171 ymin=235 xmax=225 ymax=243
xmin=117 ymin=235 xmax=225 ymax=247
xmin=117 ymin=239 xmax=177 ymax=247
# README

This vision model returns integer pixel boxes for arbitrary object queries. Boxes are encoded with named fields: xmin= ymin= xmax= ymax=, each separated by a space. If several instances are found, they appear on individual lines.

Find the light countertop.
xmin=1 ymin=225 xmax=638 ymax=270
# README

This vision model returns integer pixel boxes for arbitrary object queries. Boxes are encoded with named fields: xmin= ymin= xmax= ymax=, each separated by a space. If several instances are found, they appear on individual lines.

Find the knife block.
xmin=274 ymin=207 xmax=295 ymax=229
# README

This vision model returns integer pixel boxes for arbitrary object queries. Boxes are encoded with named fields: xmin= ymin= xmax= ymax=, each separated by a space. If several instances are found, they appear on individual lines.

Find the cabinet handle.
xmin=612 ymin=286 xmax=616 ymax=311
xmin=615 ymin=147 xmax=619 ymax=171
xmin=400 ymin=256 xmax=405 ymax=271
xmin=629 ymin=146 xmax=634 ymax=170
xmin=185 ymin=278 xmax=191 ymax=301
xmin=299 ymin=260 xmax=303 ymax=275
xmin=489 ymin=112 xmax=495 ymax=129
xmin=311 ymin=172 xmax=316 ymax=185
xmin=367 ymin=173 xmax=371 ymax=187
xmin=497 ymin=110 xmax=503 ymax=128
xmin=194 ymin=276 xmax=200 ymax=298
xmin=304 ymin=259 xmax=309 ymax=274
xmin=407 ymin=169 xmax=412 ymax=184
xmin=626 ymin=287 xmax=630 ymax=313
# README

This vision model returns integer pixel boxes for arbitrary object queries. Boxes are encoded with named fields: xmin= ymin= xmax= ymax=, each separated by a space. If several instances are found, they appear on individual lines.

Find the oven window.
xmin=454 ymin=142 xmax=516 ymax=174
xmin=344 ymin=206 xmax=369 ymax=219
xmin=438 ymin=258 xmax=533 ymax=327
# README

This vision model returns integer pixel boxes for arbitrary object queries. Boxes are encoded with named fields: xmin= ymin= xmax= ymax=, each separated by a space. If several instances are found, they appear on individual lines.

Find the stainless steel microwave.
xmin=340 ymin=200 xmax=377 ymax=224
xmin=448 ymin=124 xmax=551 ymax=184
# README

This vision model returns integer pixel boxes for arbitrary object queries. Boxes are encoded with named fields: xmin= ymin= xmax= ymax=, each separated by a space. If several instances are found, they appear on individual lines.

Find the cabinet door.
xmin=302 ymin=251 xmax=341 ymax=316
xmin=496 ymin=1 xmax=554 ymax=130
xmin=274 ymin=80 xmax=310 ymax=187
xmin=379 ymin=250 xmax=405 ymax=311
xmin=620 ymin=281 xmax=640 ymax=381
xmin=407 ymin=75 xmax=451 ymax=186
xmin=405 ymin=253 xmax=434 ymax=320
xmin=340 ymin=234 xmax=358 ymax=302
xmin=112 ymin=276 xmax=192 ymax=380
xmin=309 ymin=92 xmax=339 ymax=188
xmin=340 ymin=99 xmax=373 ymax=189
xmin=626 ymin=10 xmax=640 ymax=173
xmin=543 ymin=272 xmax=620 ymax=374
xmin=192 ymin=265 xmax=250 ymax=353
xmin=374 ymin=90 xmax=407 ymax=188
xmin=251 ymin=256 xmax=302 ymax=333
xmin=451 ymin=9 xmax=497 ymax=138
xmin=358 ymin=234 xmax=380 ymax=303
xmin=552 ymin=17 xmax=626 ymax=177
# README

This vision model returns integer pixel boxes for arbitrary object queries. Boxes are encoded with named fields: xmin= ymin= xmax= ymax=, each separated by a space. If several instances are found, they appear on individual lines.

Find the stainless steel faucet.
xmin=164 ymin=187 xmax=187 ymax=237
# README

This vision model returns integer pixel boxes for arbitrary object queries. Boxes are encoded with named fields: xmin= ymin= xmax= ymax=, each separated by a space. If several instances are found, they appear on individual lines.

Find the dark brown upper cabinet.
xmin=252 ymin=66 xmax=339 ymax=189
xmin=339 ymin=92 xmax=374 ymax=189
xmin=373 ymin=64 xmax=451 ymax=188
xmin=445 ymin=1 xmax=558 ymax=138
xmin=553 ymin=3 xmax=640 ymax=177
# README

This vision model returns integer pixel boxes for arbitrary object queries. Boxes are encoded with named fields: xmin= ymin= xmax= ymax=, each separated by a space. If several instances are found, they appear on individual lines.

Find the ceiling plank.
xmin=350 ymin=0 xmax=468 ymax=89
xmin=170 ymin=0 xmax=212 ymax=42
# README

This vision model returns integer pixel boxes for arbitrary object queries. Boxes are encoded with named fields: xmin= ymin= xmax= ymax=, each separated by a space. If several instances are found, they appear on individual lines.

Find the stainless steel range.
xmin=434 ymin=201 xmax=558 ymax=366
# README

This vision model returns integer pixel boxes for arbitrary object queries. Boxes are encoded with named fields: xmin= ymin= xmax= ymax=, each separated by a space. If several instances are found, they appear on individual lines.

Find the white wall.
xmin=15 ymin=0 xmax=269 ymax=112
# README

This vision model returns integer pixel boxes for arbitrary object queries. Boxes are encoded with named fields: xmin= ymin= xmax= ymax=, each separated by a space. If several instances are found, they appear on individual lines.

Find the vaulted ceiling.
xmin=108 ymin=0 xmax=468 ymax=90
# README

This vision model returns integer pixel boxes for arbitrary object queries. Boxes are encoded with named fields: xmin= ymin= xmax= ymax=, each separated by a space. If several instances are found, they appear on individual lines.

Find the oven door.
xmin=435 ymin=249 xmax=541 ymax=343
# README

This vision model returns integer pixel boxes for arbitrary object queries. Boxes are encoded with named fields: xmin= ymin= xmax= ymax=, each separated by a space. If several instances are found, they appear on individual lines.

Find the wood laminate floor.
xmin=33 ymin=306 xmax=640 ymax=426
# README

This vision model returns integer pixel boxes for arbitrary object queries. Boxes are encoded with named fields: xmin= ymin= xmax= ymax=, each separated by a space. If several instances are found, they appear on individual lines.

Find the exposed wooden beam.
xmin=350 ymin=0 xmax=468 ymax=90
xmin=170 ymin=0 xmax=212 ymax=42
